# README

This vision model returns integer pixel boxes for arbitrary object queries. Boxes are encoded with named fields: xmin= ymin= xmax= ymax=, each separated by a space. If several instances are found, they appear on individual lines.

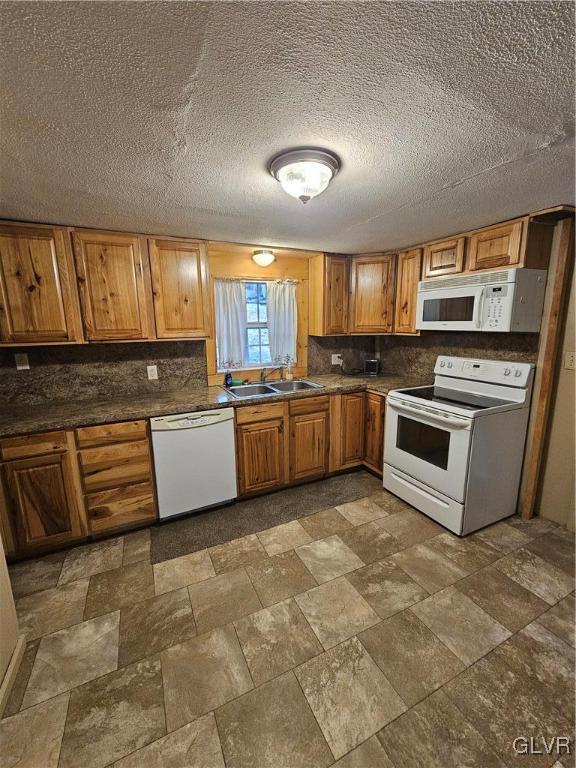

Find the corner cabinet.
xmin=0 ymin=223 xmax=83 ymax=345
xmin=309 ymin=254 xmax=349 ymax=335
xmin=394 ymin=248 xmax=422 ymax=335
xmin=148 ymin=238 xmax=212 ymax=339
xmin=349 ymin=254 xmax=395 ymax=334
xmin=72 ymin=229 xmax=155 ymax=341
xmin=236 ymin=404 xmax=288 ymax=495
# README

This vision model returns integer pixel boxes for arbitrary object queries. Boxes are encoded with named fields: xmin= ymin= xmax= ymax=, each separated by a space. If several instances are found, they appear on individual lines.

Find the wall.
xmin=537 ymin=265 xmax=575 ymax=530
xmin=0 ymin=532 xmax=19 ymax=699
xmin=308 ymin=336 xmax=377 ymax=374
xmin=0 ymin=341 xmax=207 ymax=406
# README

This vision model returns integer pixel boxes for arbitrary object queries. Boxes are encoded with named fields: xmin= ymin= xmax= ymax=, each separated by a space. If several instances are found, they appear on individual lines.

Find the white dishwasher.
xmin=151 ymin=409 xmax=237 ymax=520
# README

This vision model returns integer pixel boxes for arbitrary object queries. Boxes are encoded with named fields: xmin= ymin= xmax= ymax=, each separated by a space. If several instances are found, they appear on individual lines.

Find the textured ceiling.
xmin=0 ymin=1 xmax=574 ymax=252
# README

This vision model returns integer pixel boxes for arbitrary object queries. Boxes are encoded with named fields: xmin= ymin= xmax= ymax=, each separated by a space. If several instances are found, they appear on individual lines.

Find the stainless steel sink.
xmin=270 ymin=380 xmax=323 ymax=392
xmin=226 ymin=384 xmax=278 ymax=398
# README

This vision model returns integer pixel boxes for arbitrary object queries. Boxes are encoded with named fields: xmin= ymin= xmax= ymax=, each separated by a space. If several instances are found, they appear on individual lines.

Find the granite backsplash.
xmin=0 ymin=341 xmax=207 ymax=406
xmin=308 ymin=336 xmax=376 ymax=375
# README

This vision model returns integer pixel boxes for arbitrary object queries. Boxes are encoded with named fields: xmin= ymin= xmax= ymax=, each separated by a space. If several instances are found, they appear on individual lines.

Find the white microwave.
xmin=415 ymin=268 xmax=547 ymax=333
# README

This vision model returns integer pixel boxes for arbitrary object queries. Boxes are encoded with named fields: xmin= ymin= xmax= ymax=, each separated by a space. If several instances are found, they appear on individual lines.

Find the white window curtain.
xmin=215 ymin=279 xmax=246 ymax=369
xmin=267 ymin=280 xmax=297 ymax=365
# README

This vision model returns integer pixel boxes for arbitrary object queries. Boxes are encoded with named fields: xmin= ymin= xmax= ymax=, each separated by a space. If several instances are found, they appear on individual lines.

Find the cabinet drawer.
xmin=76 ymin=420 xmax=147 ymax=448
xmin=236 ymin=403 xmax=285 ymax=425
xmin=1 ymin=431 xmax=68 ymax=461
xmin=288 ymin=395 xmax=330 ymax=415
xmin=86 ymin=481 xmax=156 ymax=533
xmin=80 ymin=440 xmax=151 ymax=492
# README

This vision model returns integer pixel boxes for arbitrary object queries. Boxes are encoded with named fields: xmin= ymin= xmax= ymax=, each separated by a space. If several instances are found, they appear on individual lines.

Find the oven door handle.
xmin=387 ymin=400 xmax=472 ymax=430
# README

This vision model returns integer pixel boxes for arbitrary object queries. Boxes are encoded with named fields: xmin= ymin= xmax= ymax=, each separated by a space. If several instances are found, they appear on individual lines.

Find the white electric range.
xmin=383 ymin=356 xmax=534 ymax=535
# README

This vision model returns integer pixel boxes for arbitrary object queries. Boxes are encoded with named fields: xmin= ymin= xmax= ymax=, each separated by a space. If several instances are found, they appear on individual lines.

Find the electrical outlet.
xmin=565 ymin=351 xmax=575 ymax=370
xmin=15 ymin=352 xmax=30 ymax=370
xmin=331 ymin=354 xmax=344 ymax=366
xmin=147 ymin=365 xmax=158 ymax=380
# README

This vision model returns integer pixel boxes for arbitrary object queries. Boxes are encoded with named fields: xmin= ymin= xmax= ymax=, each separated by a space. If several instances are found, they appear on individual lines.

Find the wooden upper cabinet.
xmin=422 ymin=237 xmax=465 ymax=279
xmin=149 ymin=238 xmax=211 ymax=339
xmin=72 ymin=230 xmax=155 ymax=341
xmin=467 ymin=220 xmax=523 ymax=272
xmin=309 ymin=254 xmax=349 ymax=335
xmin=349 ymin=254 xmax=395 ymax=334
xmin=394 ymin=248 xmax=422 ymax=335
xmin=0 ymin=223 xmax=83 ymax=344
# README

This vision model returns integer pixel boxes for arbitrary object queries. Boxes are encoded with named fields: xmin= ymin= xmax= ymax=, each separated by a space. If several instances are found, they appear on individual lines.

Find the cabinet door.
xmin=394 ymin=249 xmax=422 ymax=334
xmin=467 ymin=221 xmax=523 ymax=272
xmin=364 ymin=393 xmax=385 ymax=474
xmin=422 ymin=238 xmax=465 ymax=279
xmin=324 ymin=255 xmax=349 ymax=335
xmin=341 ymin=393 xmax=366 ymax=466
xmin=237 ymin=419 xmax=285 ymax=495
xmin=4 ymin=452 xmax=83 ymax=553
xmin=289 ymin=411 xmax=328 ymax=482
xmin=149 ymin=238 xmax=211 ymax=339
xmin=349 ymin=255 xmax=395 ymax=333
xmin=0 ymin=224 xmax=83 ymax=344
xmin=72 ymin=230 xmax=155 ymax=341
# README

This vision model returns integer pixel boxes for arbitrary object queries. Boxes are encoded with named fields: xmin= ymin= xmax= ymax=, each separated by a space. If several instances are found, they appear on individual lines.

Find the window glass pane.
xmin=246 ymin=303 xmax=259 ymax=323
xmin=261 ymin=328 xmax=269 ymax=345
xmin=258 ymin=283 xmax=267 ymax=322
xmin=245 ymin=283 xmax=258 ymax=302
xmin=246 ymin=346 xmax=260 ymax=364
xmin=246 ymin=328 xmax=260 ymax=346
xmin=261 ymin=346 xmax=272 ymax=364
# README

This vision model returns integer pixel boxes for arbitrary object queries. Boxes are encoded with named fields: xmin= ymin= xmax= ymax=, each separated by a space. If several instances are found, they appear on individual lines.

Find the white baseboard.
xmin=0 ymin=633 xmax=26 ymax=718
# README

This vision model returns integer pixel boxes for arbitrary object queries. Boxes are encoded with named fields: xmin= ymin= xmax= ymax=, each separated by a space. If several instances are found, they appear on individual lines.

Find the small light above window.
xmin=252 ymin=249 xmax=275 ymax=267
xmin=269 ymin=147 xmax=340 ymax=203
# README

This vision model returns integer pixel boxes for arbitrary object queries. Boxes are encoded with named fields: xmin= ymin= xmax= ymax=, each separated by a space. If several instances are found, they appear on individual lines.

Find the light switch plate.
xmin=147 ymin=365 xmax=159 ymax=380
xmin=15 ymin=352 xmax=30 ymax=370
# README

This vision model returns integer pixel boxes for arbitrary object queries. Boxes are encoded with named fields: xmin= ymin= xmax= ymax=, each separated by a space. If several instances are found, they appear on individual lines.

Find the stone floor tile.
xmin=161 ymin=625 xmax=253 ymax=731
xmin=299 ymin=508 xmax=353 ymax=540
xmin=359 ymin=610 xmax=464 ymax=706
xmin=209 ymin=534 xmax=268 ymax=574
xmin=392 ymin=542 xmax=468 ymax=593
xmin=455 ymin=564 xmax=548 ymax=631
xmin=9 ymin=551 xmax=65 ymax=599
xmin=525 ymin=530 xmax=575 ymax=577
xmin=375 ymin=508 xmax=443 ymax=548
xmin=494 ymin=548 xmax=574 ymax=605
xmin=472 ymin=520 xmax=531 ymax=554
xmin=339 ymin=521 xmax=401 ymax=564
xmin=122 ymin=528 xmax=151 ymax=565
xmin=412 ymin=586 xmax=511 ymax=666
xmin=333 ymin=735 xmax=395 ymax=768
xmin=3 ymin=640 xmax=40 ymax=718
xmin=368 ymin=490 xmax=413 ymax=516
xmin=257 ymin=520 xmax=312 ymax=555
xmin=112 ymin=713 xmax=225 ymax=768
xmin=296 ymin=637 xmax=406 ymax=760
xmin=245 ymin=550 xmax=317 ymax=607
xmin=536 ymin=594 xmax=575 ymax=647
xmin=22 ymin=611 xmax=119 ymax=708
xmin=216 ymin=670 xmax=333 ymax=768
xmin=0 ymin=692 xmax=69 ymax=768
xmin=347 ymin=558 xmax=428 ymax=619
xmin=425 ymin=531 xmax=499 ymax=572
xmin=506 ymin=515 xmax=559 ymax=538
xmin=58 ymin=538 xmax=124 ymax=585
xmin=59 ymin=657 xmax=165 ymax=768
xmin=153 ymin=549 xmax=215 ymax=595
xmin=336 ymin=497 xmax=388 ymax=526
xmin=16 ymin=579 xmax=89 ymax=640
xmin=295 ymin=535 xmax=364 ymax=583
xmin=118 ymin=587 xmax=196 ymax=667
xmin=377 ymin=688 xmax=507 ymax=768
xmin=235 ymin=598 xmax=322 ymax=685
xmin=295 ymin=577 xmax=380 ymax=649
xmin=84 ymin=561 xmax=154 ymax=619
xmin=444 ymin=622 xmax=574 ymax=767
xmin=188 ymin=568 xmax=261 ymax=634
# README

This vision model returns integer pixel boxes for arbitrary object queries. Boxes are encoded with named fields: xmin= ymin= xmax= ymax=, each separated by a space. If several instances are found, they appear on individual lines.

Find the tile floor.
xmin=2 ymin=490 xmax=574 ymax=768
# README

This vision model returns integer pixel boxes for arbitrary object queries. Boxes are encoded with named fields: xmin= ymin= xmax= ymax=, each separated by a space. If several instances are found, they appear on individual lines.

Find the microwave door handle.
xmin=388 ymin=401 xmax=471 ymax=429
xmin=474 ymin=287 xmax=486 ymax=329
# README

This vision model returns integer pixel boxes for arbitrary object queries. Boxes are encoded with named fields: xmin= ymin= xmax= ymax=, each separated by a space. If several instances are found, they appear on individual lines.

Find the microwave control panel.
xmin=484 ymin=285 xmax=509 ymax=329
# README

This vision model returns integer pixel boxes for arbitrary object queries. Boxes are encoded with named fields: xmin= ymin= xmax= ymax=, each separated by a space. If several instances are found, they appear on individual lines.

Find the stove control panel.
xmin=435 ymin=356 xmax=533 ymax=387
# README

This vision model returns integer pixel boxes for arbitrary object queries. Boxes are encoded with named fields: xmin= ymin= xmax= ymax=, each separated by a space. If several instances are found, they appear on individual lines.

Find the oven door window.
xmin=396 ymin=415 xmax=451 ymax=470
xmin=422 ymin=295 xmax=475 ymax=322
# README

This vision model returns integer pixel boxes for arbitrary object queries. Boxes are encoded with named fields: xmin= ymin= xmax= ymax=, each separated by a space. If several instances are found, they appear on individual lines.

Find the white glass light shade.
xmin=252 ymin=249 xmax=275 ymax=267
xmin=269 ymin=148 xmax=340 ymax=203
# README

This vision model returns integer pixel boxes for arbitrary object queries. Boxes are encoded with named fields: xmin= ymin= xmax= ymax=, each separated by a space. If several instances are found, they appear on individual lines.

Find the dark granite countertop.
xmin=0 ymin=373 xmax=428 ymax=439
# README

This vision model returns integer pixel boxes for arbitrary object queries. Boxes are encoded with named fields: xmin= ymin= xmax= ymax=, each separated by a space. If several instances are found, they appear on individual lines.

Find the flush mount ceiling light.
xmin=252 ymin=249 xmax=275 ymax=267
xmin=268 ymin=148 xmax=340 ymax=204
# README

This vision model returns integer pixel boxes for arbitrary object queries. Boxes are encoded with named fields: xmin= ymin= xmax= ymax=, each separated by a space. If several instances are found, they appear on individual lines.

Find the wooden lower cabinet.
xmin=1 ymin=432 xmax=85 ymax=555
xmin=237 ymin=418 xmax=286 ymax=495
xmin=341 ymin=393 xmax=366 ymax=467
xmin=86 ymin=482 xmax=156 ymax=534
xmin=289 ymin=397 xmax=329 ymax=482
xmin=364 ymin=393 xmax=386 ymax=475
